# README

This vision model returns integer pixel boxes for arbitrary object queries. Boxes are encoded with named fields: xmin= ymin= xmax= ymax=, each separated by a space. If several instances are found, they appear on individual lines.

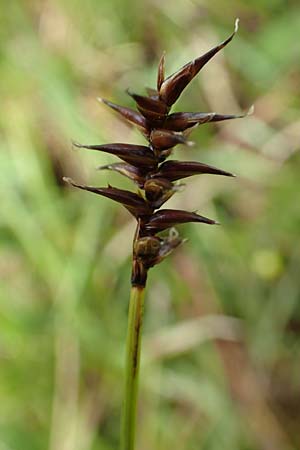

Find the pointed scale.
xmin=164 ymin=106 xmax=253 ymax=131
xmin=73 ymin=142 xmax=157 ymax=169
xmin=145 ymin=209 xmax=218 ymax=232
xmin=157 ymin=52 xmax=166 ymax=91
xmin=153 ymin=160 xmax=235 ymax=181
xmin=164 ymin=112 xmax=216 ymax=131
xmin=63 ymin=178 xmax=152 ymax=218
xmin=98 ymin=98 xmax=148 ymax=135
xmin=127 ymin=90 xmax=170 ymax=122
xmin=159 ymin=18 xmax=239 ymax=106
xmin=97 ymin=162 xmax=146 ymax=187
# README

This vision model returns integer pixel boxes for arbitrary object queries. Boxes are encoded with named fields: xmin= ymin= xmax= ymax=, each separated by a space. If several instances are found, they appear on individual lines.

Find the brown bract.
xmin=159 ymin=18 xmax=239 ymax=106
xmin=65 ymin=19 xmax=249 ymax=287
xmin=153 ymin=160 xmax=235 ymax=180
xmin=144 ymin=209 xmax=218 ymax=232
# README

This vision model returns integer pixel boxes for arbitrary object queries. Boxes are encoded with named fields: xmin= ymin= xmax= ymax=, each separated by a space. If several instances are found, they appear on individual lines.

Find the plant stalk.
xmin=121 ymin=284 xmax=145 ymax=450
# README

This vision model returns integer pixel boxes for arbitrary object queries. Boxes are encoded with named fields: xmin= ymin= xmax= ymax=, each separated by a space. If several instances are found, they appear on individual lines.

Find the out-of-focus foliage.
xmin=1 ymin=1 xmax=300 ymax=449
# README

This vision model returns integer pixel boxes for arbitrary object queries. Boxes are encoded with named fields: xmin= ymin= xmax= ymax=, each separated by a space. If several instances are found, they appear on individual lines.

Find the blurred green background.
xmin=1 ymin=0 xmax=300 ymax=449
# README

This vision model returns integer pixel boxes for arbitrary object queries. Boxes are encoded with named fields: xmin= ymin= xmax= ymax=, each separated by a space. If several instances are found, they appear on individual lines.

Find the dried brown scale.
xmin=98 ymin=98 xmax=148 ymax=135
xmin=63 ymin=178 xmax=153 ymax=218
xmin=144 ymin=209 xmax=218 ymax=232
xmin=97 ymin=163 xmax=146 ymax=187
xmin=159 ymin=18 xmax=239 ymax=106
xmin=65 ymin=19 xmax=250 ymax=287
xmin=152 ymin=160 xmax=235 ymax=180
xmin=163 ymin=111 xmax=250 ymax=131
xmin=72 ymin=142 xmax=157 ymax=169
xmin=127 ymin=90 xmax=170 ymax=124
xmin=157 ymin=52 xmax=165 ymax=91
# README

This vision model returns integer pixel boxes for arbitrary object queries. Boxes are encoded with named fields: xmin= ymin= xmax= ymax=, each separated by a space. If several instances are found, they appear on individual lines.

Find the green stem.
xmin=121 ymin=285 xmax=145 ymax=450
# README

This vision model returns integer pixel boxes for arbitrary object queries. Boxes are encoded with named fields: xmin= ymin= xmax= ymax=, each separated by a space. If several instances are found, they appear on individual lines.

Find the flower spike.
xmin=66 ymin=19 xmax=249 ymax=287
xmin=64 ymin=27 xmax=251 ymax=450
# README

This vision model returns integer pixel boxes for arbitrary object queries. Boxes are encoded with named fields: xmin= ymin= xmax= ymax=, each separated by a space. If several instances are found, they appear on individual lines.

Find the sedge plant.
xmin=64 ymin=18 xmax=250 ymax=450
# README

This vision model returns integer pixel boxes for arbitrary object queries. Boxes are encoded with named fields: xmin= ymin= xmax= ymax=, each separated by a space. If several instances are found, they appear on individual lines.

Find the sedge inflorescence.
xmin=64 ymin=19 xmax=250 ymax=287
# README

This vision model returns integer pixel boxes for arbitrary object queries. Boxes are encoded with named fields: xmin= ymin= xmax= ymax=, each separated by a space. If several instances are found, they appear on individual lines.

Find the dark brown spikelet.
xmin=65 ymin=19 xmax=251 ymax=287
